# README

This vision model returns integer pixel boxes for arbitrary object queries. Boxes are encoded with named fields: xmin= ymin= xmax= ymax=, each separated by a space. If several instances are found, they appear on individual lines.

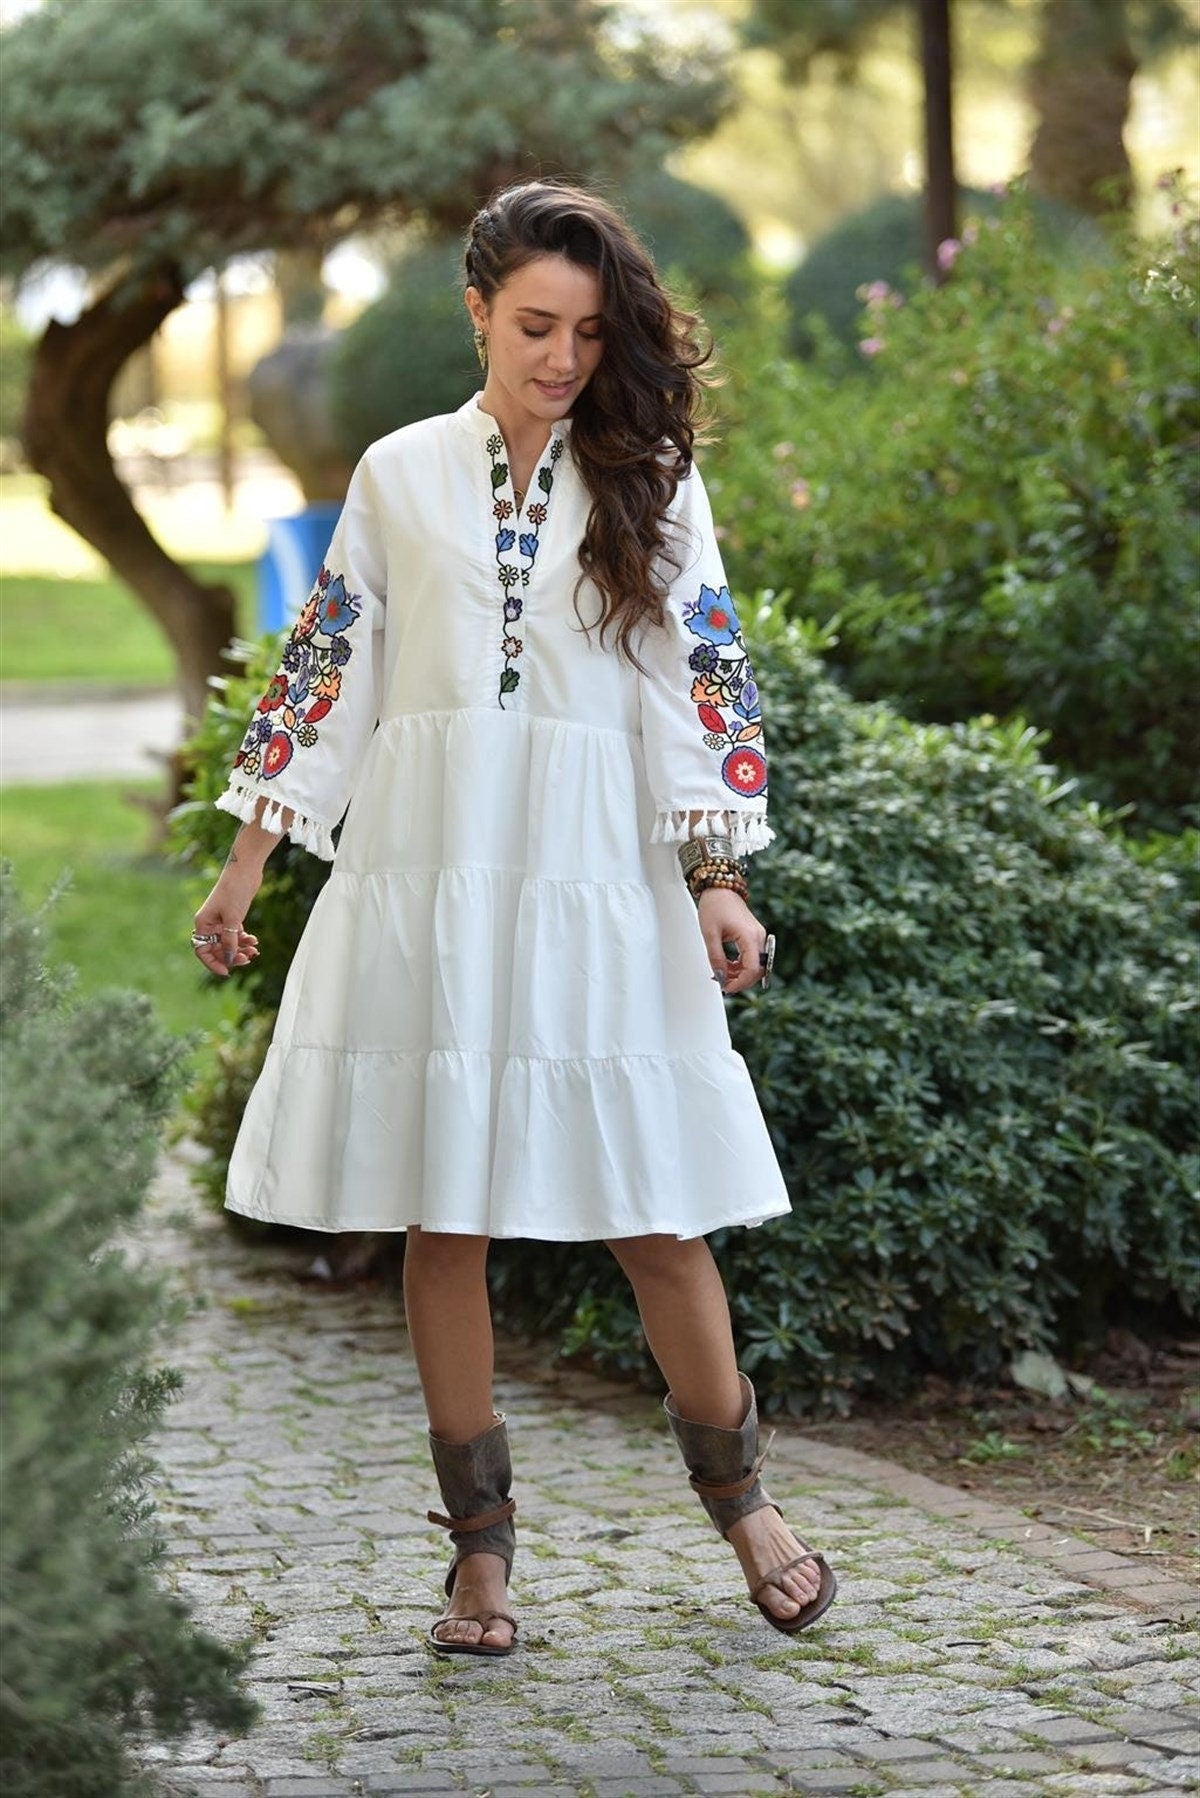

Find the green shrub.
xmin=329 ymin=236 xmax=481 ymax=462
xmin=0 ymin=867 xmax=256 ymax=1797
xmin=174 ymin=613 xmax=1198 ymax=1413
xmin=621 ymin=166 xmax=750 ymax=301
xmin=169 ymin=640 xmax=333 ymax=1209
xmin=710 ymin=185 xmax=1200 ymax=833
xmin=170 ymin=636 xmax=334 ymax=1018
xmin=0 ymin=301 xmax=33 ymax=445
xmin=784 ymin=186 xmax=1106 ymax=352
xmin=490 ymin=612 xmax=1199 ymax=1412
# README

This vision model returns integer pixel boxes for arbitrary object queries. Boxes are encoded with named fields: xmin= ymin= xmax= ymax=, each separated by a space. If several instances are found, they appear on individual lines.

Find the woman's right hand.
xmin=192 ymin=865 xmax=263 ymax=979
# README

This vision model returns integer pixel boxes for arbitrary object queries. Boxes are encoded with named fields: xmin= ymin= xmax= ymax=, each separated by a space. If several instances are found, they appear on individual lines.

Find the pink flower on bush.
xmin=859 ymin=336 xmax=885 ymax=358
xmin=865 ymin=280 xmax=892 ymax=307
xmin=937 ymin=238 xmax=962 ymax=272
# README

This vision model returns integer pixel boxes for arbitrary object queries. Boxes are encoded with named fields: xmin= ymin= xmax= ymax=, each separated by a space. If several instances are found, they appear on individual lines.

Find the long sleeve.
xmin=215 ymin=448 xmax=387 ymax=860
xmin=637 ymin=460 xmax=774 ymax=856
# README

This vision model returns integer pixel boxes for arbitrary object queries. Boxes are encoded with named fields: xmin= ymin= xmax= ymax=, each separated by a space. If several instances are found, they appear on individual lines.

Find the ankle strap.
xmin=427 ymin=1497 xmax=516 ymax=1533
xmin=687 ymin=1429 xmax=776 ymax=1500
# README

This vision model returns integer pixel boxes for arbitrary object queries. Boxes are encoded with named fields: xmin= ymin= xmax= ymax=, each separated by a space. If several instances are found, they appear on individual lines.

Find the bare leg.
xmin=605 ymin=1234 xmax=822 ymax=1620
xmin=403 ymin=1226 xmax=513 ymax=1649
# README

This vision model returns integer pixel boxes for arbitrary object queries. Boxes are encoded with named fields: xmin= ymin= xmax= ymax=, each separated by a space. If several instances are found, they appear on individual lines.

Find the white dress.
xmin=215 ymin=391 xmax=792 ymax=1240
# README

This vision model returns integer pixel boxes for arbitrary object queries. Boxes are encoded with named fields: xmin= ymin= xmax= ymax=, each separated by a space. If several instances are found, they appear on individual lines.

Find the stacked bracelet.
xmin=687 ymin=862 xmax=749 ymax=903
xmin=677 ymin=834 xmax=750 ymax=904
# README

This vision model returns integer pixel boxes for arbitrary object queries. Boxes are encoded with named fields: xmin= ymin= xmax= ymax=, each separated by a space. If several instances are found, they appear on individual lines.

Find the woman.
xmin=191 ymin=179 xmax=837 ymax=1657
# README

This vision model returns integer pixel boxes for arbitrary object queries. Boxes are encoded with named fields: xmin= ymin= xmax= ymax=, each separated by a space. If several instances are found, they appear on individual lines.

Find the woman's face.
xmin=466 ymin=253 xmax=604 ymax=423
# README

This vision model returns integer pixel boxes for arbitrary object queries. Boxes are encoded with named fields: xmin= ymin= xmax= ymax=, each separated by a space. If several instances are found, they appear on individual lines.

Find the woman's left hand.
xmin=696 ymin=887 xmax=768 ymax=996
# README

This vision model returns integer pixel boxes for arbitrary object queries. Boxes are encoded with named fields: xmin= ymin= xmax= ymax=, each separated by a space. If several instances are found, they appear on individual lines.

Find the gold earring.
xmin=473 ymin=325 xmax=488 ymax=371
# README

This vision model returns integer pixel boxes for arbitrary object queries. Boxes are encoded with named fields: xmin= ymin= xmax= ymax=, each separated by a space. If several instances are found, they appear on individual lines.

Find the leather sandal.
xmin=426 ymin=1411 xmax=519 ymax=1657
xmin=664 ymin=1372 xmax=838 ymax=1635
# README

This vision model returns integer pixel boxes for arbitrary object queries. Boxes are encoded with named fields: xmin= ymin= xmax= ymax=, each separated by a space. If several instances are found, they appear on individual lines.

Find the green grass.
xmin=0 ymin=781 xmax=240 ymax=1049
xmin=0 ymin=563 xmax=257 ymax=685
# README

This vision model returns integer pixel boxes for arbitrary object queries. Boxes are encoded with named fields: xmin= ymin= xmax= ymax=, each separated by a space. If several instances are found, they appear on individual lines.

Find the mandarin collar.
xmin=454 ymin=391 xmax=574 ymax=443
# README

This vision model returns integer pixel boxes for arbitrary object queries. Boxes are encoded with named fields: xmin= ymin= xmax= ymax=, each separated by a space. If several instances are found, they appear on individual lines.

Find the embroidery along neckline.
xmin=485 ymin=431 xmax=566 ymax=709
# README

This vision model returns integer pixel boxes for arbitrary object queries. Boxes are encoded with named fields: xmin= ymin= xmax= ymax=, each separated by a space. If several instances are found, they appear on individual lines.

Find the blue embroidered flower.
xmin=504 ymin=597 xmax=523 ymax=621
xmin=329 ymin=634 xmax=352 ymax=666
xmin=519 ymin=532 xmax=539 ymax=561
xmin=496 ymin=528 xmax=516 ymax=553
xmin=314 ymin=574 xmax=361 ymax=637
xmin=684 ymin=583 xmax=741 ymax=646
xmin=688 ymin=642 xmax=720 ymax=673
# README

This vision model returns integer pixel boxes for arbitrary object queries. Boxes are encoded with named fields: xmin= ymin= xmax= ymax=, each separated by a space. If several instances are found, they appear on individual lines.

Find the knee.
xmin=405 ymin=1226 xmax=490 ymax=1272
xmin=604 ymin=1232 xmax=709 ymax=1284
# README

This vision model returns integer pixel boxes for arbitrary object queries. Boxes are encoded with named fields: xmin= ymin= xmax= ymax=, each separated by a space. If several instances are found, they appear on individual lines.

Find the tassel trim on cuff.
xmin=215 ymin=779 xmax=337 ymax=861
xmin=650 ymin=808 xmax=775 ymax=855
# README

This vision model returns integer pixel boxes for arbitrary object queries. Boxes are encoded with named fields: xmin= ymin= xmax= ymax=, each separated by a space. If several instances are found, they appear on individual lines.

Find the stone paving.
xmin=139 ymin=1154 xmax=1200 ymax=1798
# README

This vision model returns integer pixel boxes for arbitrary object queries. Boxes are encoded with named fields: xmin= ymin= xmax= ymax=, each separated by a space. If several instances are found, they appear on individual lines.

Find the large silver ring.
xmin=191 ymin=931 xmax=221 ymax=947
xmin=758 ymin=932 xmax=776 ymax=989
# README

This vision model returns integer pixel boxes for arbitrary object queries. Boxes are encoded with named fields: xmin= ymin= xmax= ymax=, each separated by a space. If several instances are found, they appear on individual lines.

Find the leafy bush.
xmin=0 ymin=301 xmax=33 ymax=447
xmin=170 ymin=640 xmax=332 ymax=1209
xmin=490 ymin=613 xmax=1199 ymax=1412
xmin=329 ymin=236 xmax=481 ymax=462
xmin=174 ymin=616 xmax=1198 ymax=1413
xmin=710 ymin=186 xmax=1200 ymax=833
xmin=784 ymin=186 xmax=1105 ymax=352
xmin=621 ymin=166 xmax=750 ymax=301
xmin=0 ymin=867 xmax=256 ymax=1797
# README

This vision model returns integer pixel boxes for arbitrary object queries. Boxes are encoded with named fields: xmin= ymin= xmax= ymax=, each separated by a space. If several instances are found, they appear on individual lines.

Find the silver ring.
xmin=758 ymin=932 xmax=776 ymax=989
xmin=191 ymin=931 xmax=221 ymax=947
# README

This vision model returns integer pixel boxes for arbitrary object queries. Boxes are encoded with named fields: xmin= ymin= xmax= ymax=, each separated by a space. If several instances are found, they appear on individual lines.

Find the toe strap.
xmin=749 ymin=1550 xmax=826 ymax=1603
xmin=432 ymin=1610 xmax=518 ymax=1633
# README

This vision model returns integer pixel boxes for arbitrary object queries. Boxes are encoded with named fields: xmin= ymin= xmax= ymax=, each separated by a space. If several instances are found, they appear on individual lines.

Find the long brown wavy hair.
xmin=463 ymin=178 xmax=716 ymax=669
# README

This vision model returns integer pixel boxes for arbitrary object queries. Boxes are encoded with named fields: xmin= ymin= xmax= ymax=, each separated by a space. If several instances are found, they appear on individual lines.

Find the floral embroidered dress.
xmin=215 ymin=392 xmax=791 ymax=1240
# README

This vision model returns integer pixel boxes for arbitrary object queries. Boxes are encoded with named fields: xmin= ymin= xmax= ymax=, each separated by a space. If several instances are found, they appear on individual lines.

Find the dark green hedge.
xmin=0 ymin=868 xmax=256 ymax=1797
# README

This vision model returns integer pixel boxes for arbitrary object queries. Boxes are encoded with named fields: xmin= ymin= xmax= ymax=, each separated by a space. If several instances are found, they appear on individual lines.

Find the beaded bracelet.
xmin=678 ymin=834 xmax=750 ymax=905
xmin=685 ymin=857 xmax=750 ymax=903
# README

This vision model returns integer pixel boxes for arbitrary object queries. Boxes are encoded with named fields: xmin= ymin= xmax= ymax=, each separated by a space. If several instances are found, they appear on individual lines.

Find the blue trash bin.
xmin=258 ymin=503 xmax=344 ymax=633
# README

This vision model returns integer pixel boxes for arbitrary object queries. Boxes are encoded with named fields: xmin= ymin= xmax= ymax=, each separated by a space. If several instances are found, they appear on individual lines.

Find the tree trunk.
xmin=919 ymin=0 xmax=957 ymax=283
xmin=22 ymin=269 xmax=238 ymax=805
xmin=1028 ymin=0 xmax=1136 ymax=218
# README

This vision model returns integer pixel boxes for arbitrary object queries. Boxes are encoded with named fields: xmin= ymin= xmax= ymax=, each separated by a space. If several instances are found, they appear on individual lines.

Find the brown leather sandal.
xmin=665 ymin=1373 xmax=838 ymax=1635
xmin=426 ymin=1413 xmax=519 ymax=1657
xmin=426 ymin=1497 xmax=519 ymax=1656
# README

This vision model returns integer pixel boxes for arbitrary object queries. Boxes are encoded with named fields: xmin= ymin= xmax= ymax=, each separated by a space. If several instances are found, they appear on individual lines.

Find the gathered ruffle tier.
xmin=225 ymin=708 xmax=790 ymax=1239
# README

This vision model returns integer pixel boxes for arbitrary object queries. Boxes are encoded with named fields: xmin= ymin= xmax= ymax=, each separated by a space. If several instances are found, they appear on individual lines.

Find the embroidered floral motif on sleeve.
xmin=232 ymin=565 xmax=363 ymax=780
xmin=485 ymin=431 xmax=565 ymax=707
xmin=683 ymin=583 xmax=768 ymax=797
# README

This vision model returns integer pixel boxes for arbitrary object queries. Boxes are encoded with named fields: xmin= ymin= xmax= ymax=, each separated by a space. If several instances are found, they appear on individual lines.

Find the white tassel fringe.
xmin=650 ymin=807 xmax=775 ymax=855
xmin=215 ymin=779 xmax=336 ymax=861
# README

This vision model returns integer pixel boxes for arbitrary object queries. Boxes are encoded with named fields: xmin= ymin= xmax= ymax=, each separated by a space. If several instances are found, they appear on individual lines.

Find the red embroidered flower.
xmin=721 ymin=745 xmax=767 ymax=797
xmin=262 ymin=731 xmax=294 ymax=779
xmin=257 ymin=673 xmax=289 ymax=713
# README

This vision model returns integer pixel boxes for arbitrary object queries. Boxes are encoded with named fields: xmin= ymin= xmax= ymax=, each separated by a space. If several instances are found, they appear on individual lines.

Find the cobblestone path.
xmin=142 ymin=1157 xmax=1199 ymax=1798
